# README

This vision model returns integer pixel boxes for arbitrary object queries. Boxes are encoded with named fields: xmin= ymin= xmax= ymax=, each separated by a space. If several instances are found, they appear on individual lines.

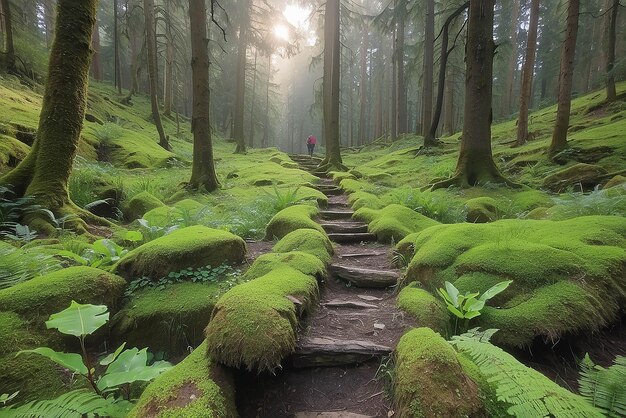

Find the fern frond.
xmin=451 ymin=334 xmax=604 ymax=418
xmin=579 ymin=355 xmax=626 ymax=417
xmin=2 ymin=389 xmax=122 ymax=418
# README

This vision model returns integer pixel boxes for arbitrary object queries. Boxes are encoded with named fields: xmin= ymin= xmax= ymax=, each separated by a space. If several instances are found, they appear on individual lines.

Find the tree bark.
xmin=391 ymin=27 xmax=397 ymax=138
xmin=605 ymin=0 xmax=619 ymax=101
xmin=321 ymin=0 xmax=344 ymax=170
xmin=233 ymin=0 xmax=250 ymax=154
xmin=263 ymin=55 xmax=270 ymax=148
xmin=503 ymin=0 xmax=521 ymax=115
xmin=143 ymin=0 xmax=171 ymax=151
xmin=425 ymin=1 xmax=469 ymax=147
xmin=358 ymin=23 xmax=369 ymax=146
xmin=395 ymin=1 xmax=407 ymax=136
xmin=90 ymin=19 xmax=102 ymax=81
xmin=188 ymin=0 xmax=219 ymax=192
xmin=515 ymin=0 xmax=540 ymax=146
xmin=249 ymin=48 xmax=258 ymax=148
xmin=43 ymin=0 xmax=56 ymax=48
xmin=114 ymin=0 xmax=122 ymax=94
xmin=421 ymin=0 xmax=435 ymax=137
xmin=549 ymin=0 xmax=580 ymax=157
xmin=1 ymin=0 xmax=15 ymax=73
xmin=163 ymin=0 xmax=174 ymax=117
xmin=0 ymin=0 xmax=104 ymax=229
xmin=433 ymin=0 xmax=513 ymax=189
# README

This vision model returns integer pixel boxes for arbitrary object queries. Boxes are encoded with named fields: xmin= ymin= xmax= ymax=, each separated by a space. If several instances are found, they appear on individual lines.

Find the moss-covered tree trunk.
xmin=320 ymin=0 xmax=345 ymax=171
xmin=514 ymin=0 xmax=540 ymax=147
xmin=0 ymin=0 xmax=103 ymax=229
xmin=143 ymin=0 xmax=171 ymax=151
xmin=605 ymin=0 xmax=619 ymax=102
xmin=503 ymin=0 xmax=521 ymax=115
xmin=548 ymin=0 xmax=579 ymax=157
xmin=163 ymin=0 xmax=174 ymax=117
xmin=233 ymin=0 xmax=250 ymax=154
xmin=188 ymin=0 xmax=219 ymax=192
xmin=395 ymin=1 xmax=407 ymax=136
xmin=1 ymin=0 xmax=16 ymax=73
xmin=432 ymin=0 xmax=514 ymax=189
xmin=421 ymin=0 xmax=435 ymax=139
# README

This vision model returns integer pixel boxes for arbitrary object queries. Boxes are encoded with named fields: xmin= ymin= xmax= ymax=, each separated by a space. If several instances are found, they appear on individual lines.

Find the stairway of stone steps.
xmin=236 ymin=155 xmax=412 ymax=418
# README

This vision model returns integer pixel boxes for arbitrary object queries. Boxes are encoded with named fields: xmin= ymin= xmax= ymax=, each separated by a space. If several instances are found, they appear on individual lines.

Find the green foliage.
xmin=0 ymin=243 xmax=61 ymax=289
xmin=354 ymin=204 xmax=440 ymax=243
xmin=438 ymin=280 xmax=512 ymax=322
xmin=263 ymin=184 xmax=314 ymax=212
xmin=93 ymin=123 xmax=125 ymax=144
xmin=0 ymin=186 xmax=56 ymax=233
xmin=451 ymin=329 xmax=603 ymax=417
xmin=57 ymin=239 xmax=129 ymax=269
xmin=578 ymin=354 xmax=626 ymax=417
xmin=547 ymin=185 xmax=626 ymax=220
xmin=390 ymin=187 xmax=467 ymax=224
xmin=45 ymin=301 xmax=110 ymax=337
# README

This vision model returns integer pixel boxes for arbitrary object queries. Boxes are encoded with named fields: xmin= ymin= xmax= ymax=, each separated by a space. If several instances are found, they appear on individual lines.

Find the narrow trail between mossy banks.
xmin=237 ymin=155 xmax=413 ymax=418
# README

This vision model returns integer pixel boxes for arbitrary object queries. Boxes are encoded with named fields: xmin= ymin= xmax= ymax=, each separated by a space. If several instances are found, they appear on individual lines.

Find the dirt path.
xmin=237 ymin=156 xmax=412 ymax=418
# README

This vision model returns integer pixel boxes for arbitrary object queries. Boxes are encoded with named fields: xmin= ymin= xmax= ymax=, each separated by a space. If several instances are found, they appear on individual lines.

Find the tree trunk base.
xmin=431 ymin=162 xmax=520 ymax=190
xmin=234 ymin=144 xmax=247 ymax=154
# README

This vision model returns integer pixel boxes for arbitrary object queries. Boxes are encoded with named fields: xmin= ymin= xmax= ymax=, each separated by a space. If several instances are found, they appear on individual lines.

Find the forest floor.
xmin=237 ymin=158 xmax=411 ymax=418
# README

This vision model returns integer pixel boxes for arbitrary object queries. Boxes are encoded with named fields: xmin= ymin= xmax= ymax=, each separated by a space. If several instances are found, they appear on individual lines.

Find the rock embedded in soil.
xmin=292 ymin=337 xmax=392 ymax=368
xmin=330 ymin=265 xmax=399 ymax=288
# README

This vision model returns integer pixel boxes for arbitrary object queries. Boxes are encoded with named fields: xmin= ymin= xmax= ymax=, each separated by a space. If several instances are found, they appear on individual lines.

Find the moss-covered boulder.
xmin=264 ymin=205 xmax=324 ymax=240
xmin=111 ymin=283 xmax=222 ymax=354
xmin=465 ymin=197 xmax=498 ymax=223
xmin=394 ymin=328 xmax=485 ymax=418
xmin=124 ymin=191 xmax=166 ymax=221
xmin=404 ymin=216 xmax=626 ymax=347
xmin=113 ymin=226 xmax=246 ymax=280
xmin=0 ymin=135 xmax=30 ymax=174
xmin=127 ymin=341 xmax=237 ymax=418
xmin=0 ymin=267 xmax=126 ymax=321
xmin=354 ymin=204 xmax=440 ymax=242
xmin=542 ymin=163 xmax=608 ymax=192
xmin=243 ymin=251 xmax=326 ymax=281
xmin=142 ymin=199 xmax=207 ymax=227
xmin=397 ymin=283 xmax=449 ymax=333
xmin=272 ymin=229 xmax=334 ymax=264
xmin=604 ymin=175 xmax=626 ymax=189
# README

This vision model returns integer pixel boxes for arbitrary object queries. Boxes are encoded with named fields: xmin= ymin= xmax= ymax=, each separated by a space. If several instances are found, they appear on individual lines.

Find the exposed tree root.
xmin=430 ymin=171 xmax=521 ymax=191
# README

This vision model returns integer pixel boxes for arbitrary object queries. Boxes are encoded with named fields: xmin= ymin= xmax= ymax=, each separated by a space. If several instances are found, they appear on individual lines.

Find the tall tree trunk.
xmin=515 ymin=0 xmax=540 ymax=146
xmin=188 ymin=0 xmax=219 ymax=192
xmin=358 ymin=23 xmax=369 ymax=146
xmin=422 ymin=0 xmax=435 ymax=137
xmin=143 ymin=0 xmax=171 ymax=150
xmin=114 ymin=0 xmax=122 ymax=94
xmin=163 ymin=0 xmax=174 ymax=117
xmin=44 ymin=0 xmax=56 ymax=48
xmin=395 ymin=1 xmax=407 ymax=136
xmin=91 ymin=19 xmax=102 ymax=81
xmin=321 ymin=0 xmax=344 ymax=169
xmin=391 ymin=27 xmax=397 ymax=138
xmin=605 ymin=0 xmax=619 ymax=101
xmin=549 ymin=0 xmax=580 ymax=157
xmin=233 ymin=0 xmax=249 ymax=154
xmin=249 ymin=48 xmax=258 ymax=148
xmin=425 ymin=1 xmax=469 ymax=146
xmin=263 ymin=55 xmax=271 ymax=148
xmin=433 ymin=0 xmax=513 ymax=189
xmin=0 ymin=0 xmax=103 ymax=228
xmin=1 ymin=0 xmax=15 ymax=73
xmin=503 ymin=0 xmax=521 ymax=115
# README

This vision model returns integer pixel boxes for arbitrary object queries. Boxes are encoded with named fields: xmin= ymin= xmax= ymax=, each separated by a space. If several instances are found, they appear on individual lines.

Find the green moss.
xmin=394 ymin=328 xmax=485 ymax=418
xmin=264 ymin=204 xmax=324 ymax=240
xmin=347 ymin=190 xmax=384 ymax=210
xmin=0 ymin=266 xmax=126 ymax=321
xmin=542 ymin=163 xmax=608 ymax=192
xmin=127 ymin=341 xmax=237 ymax=418
xmin=354 ymin=204 xmax=440 ymax=243
xmin=205 ymin=265 xmax=319 ymax=372
xmin=465 ymin=197 xmax=499 ymax=223
xmin=272 ymin=228 xmax=334 ymax=264
xmin=124 ymin=191 xmax=166 ymax=221
xmin=111 ymin=283 xmax=221 ymax=354
xmin=405 ymin=216 xmax=626 ymax=346
xmin=142 ymin=199 xmax=207 ymax=227
xmin=0 ymin=134 xmax=30 ymax=174
xmin=243 ymin=251 xmax=326 ymax=281
xmin=397 ymin=283 xmax=449 ymax=333
xmin=604 ymin=175 xmax=626 ymax=189
xmin=113 ymin=226 xmax=246 ymax=280
xmin=330 ymin=171 xmax=356 ymax=184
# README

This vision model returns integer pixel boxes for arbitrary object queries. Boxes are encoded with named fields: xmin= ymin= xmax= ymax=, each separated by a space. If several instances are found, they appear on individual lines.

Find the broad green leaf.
xmin=0 ymin=391 xmax=18 ymax=405
xmin=464 ymin=310 xmax=482 ymax=319
xmin=464 ymin=297 xmax=486 ymax=313
xmin=97 ymin=348 xmax=171 ymax=391
xmin=100 ymin=342 xmax=127 ymax=366
xmin=480 ymin=280 xmax=513 ymax=302
xmin=45 ymin=301 xmax=109 ymax=337
xmin=124 ymin=231 xmax=143 ymax=242
xmin=17 ymin=348 xmax=87 ymax=375
xmin=437 ymin=288 xmax=453 ymax=304
xmin=444 ymin=281 xmax=460 ymax=307
xmin=446 ymin=304 xmax=465 ymax=319
xmin=56 ymin=250 xmax=88 ymax=265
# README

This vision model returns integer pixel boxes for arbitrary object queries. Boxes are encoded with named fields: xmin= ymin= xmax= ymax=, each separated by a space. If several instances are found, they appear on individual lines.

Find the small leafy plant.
xmin=578 ymin=354 xmax=626 ymax=417
xmin=438 ymin=280 xmax=512 ymax=334
xmin=57 ymin=236 xmax=137 ymax=268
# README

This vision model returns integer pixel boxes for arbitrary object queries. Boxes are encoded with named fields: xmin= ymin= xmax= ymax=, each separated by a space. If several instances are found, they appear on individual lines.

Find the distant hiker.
xmin=306 ymin=134 xmax=317 ymax=157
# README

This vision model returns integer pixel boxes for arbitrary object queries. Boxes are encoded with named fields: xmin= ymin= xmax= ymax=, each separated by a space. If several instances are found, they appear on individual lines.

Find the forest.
xmin=0 ymin=0 xmax=625 ymax=416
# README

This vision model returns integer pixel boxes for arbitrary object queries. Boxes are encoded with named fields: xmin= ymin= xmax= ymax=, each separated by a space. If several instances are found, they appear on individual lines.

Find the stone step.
xmin=320 ymin=210 xmax=354 ymax=220
xmin=329 ymin=265 xmax=399 ymax=288
xmin=292 ymin=337 xmax=392 ymax=368
xmin=338 ymin=251 xmax=387 ymax=258
xmin=321 ymin=223 xmax=369 ymax=234
xmin=328 ymin=233 xmax=377 ymax=244
xmin=295 ymin=413 xmax=374 ymax=418
xmin=323 ymin=299 xmax=378 ymax=309
xmin=321 ymin=188 xmax=343 ymax=196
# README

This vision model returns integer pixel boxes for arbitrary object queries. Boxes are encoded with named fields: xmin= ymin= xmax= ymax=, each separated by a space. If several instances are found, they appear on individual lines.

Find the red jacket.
xmin=307 ymin=135 xmax=317 ymax=145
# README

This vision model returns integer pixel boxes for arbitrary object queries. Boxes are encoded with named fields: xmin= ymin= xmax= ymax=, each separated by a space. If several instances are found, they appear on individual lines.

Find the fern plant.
xmin=0 ymin=245 xmax=61 ymax=289
xmin=578 ymin=354 xmax=626 ymax=417
xmin=451 ymin=329 xmax=604 ymax=417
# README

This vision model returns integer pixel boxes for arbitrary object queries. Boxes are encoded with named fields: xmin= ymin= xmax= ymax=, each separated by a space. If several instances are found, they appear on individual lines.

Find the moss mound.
xmin=127 ymin=341 xmax=237 ymax=418
xmin=111 ymin=282 xmax=222 ymax=354
xmin=394 ymin=328 xmax=485 ymax=418
xmin=0 ymin=266 xmax=126 ymax=321
xmin=271 ymin=229 xmax=334 ymax=264
xmin=397 ymin=283 xmax=449 ymax=333
xmin=264 ymin=204 xmax=323 ymax=240
xmin=542 ymin=163 xmax=609 ymax=192
xmin=404 ymin=216 xmax=626 ymax=346
xmin=113 ymin=226 xmax=246 ymax=280
xmin=465 ymin=197 xmax=499 ymax=223
xmin=604 ymin=175 xmax=626 ymax=189
xmin=243 ymin=251 xmax=327 ymax=281
xmin=0 ymin=134 xmax=30 ymax=174
xmin=124 ymin=191 xmax=166 ymax=221
xmin=354 ymin=204 xmax=440 ymax=242
xmin=142 ymin=199 xmax=208 ymax=227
